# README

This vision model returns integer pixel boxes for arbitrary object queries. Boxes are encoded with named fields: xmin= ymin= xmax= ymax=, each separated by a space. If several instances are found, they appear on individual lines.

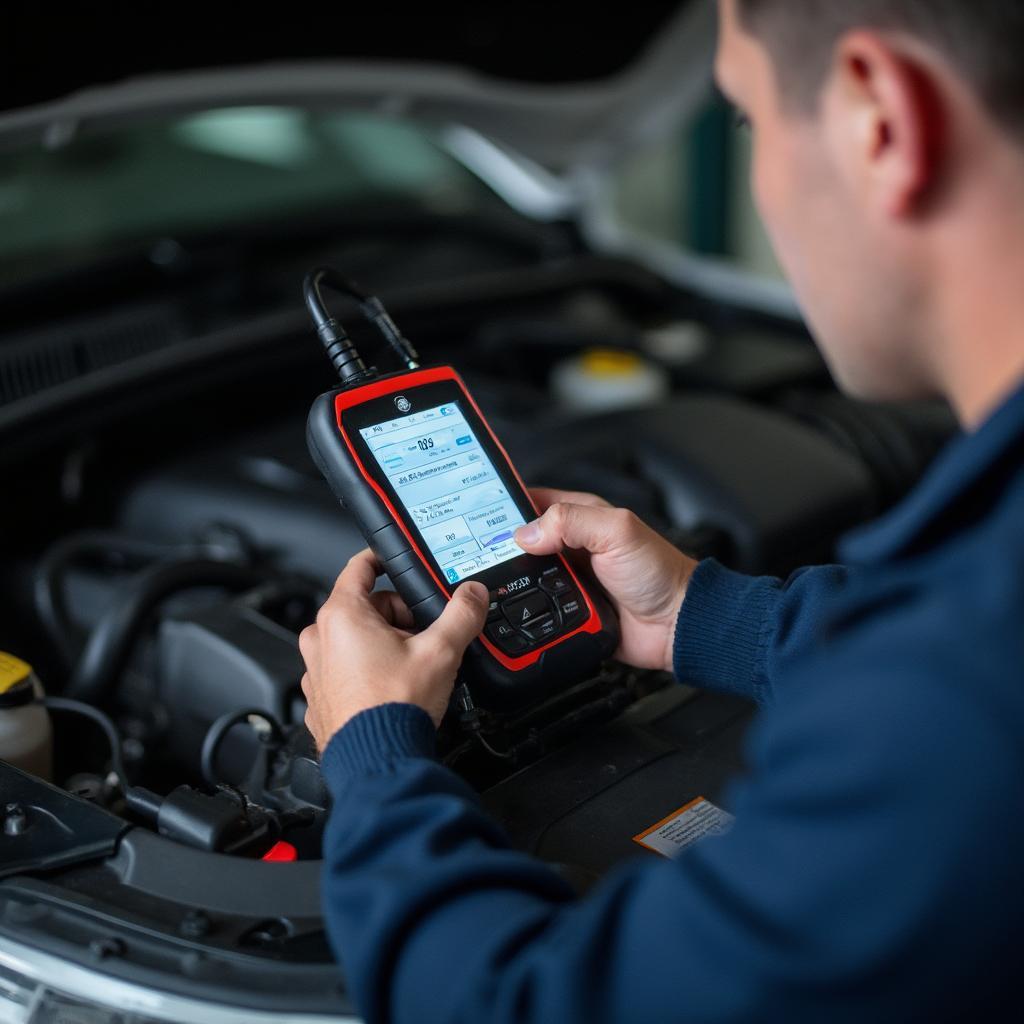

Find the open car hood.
xmin=0 ymin=1 xmax=715 ymax=176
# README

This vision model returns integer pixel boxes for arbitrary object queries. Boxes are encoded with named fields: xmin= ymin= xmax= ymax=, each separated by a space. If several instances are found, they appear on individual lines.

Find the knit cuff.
xmin=672 ymin=559 xmax=781 ymax=704
xmin=320 ymin=703 xmax=437 ymax=793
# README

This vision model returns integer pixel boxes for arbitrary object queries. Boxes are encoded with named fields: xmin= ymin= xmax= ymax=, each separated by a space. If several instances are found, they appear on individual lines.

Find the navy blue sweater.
xmin=320 ymin=381 xmax=1024 ymax=1023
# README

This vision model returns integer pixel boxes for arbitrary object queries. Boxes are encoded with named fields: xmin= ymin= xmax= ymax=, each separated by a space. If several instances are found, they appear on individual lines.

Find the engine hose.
xmin=64 ymin=558 xmax=267 ymax=704
xmin=34 ymin=531 xmax=184 ymax=669
xmin=41 ymin=695 xmax=129 ymax=789
xmin=200 ymin=707 xmax=286 ymax=789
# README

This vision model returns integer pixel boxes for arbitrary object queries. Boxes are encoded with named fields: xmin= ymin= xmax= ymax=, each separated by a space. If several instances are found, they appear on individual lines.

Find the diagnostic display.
xmin=359 ymin=401 xmax=528 ymax=583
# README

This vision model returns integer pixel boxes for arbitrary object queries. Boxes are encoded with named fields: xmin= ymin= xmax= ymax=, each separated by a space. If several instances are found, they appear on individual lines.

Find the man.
xmin=299 ymin=1 xmax=1024 ymax=1020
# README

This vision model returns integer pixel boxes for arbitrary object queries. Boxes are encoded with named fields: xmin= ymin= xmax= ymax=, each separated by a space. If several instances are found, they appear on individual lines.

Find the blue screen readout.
xmin=359 ymin=401 xmax=528 ymax=583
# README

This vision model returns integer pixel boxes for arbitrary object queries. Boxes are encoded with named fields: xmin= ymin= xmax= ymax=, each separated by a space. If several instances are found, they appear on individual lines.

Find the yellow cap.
xmin=0 ymin=652 xmax=32 ymax=694
xmin=579 ymin=349 xmax=644 ymax=378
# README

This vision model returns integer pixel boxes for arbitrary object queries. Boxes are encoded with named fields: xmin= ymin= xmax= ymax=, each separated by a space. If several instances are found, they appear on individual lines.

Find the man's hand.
xmin=515 ymin=489 xmax=698 ymax=673
xmin=299 ymin=549 xmax=489 ymax=752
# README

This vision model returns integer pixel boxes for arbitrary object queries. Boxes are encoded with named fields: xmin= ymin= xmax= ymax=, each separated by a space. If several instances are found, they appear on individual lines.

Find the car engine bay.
xmin=0 ymin=229 xmax=957 ymax=1013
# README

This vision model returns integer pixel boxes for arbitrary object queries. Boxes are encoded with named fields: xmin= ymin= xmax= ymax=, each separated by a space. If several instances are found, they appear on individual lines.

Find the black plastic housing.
xmin=306 ymin=366 xmax=618 ymax=709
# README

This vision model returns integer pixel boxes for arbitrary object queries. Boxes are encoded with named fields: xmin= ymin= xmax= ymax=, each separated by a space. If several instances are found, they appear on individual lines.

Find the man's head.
xmin=716 ymin=0 xmax=1024 ymax=411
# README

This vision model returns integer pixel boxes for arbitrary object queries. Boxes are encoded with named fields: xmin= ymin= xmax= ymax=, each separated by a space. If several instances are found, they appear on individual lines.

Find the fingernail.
xmin=516 ymin=522 xmax=541 ymax=545
xmin=465 ymin=581 xmax=488 ymax=602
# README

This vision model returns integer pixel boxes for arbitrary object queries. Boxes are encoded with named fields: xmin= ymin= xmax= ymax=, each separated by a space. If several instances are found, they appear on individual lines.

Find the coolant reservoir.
xmin=0 ymin=652 xmax=52 ymax=780
xmin=551 ymin=348 xmax=671 ymax=413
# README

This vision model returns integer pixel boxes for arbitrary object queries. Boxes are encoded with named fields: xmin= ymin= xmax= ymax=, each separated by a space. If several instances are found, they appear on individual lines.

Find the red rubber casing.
xmin=306 ymin=365 xmax=618 ymax=709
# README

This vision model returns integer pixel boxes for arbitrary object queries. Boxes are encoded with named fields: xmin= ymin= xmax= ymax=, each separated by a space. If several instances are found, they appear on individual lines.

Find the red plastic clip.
xmin=262 ymin=840 xmax=298 ymax=862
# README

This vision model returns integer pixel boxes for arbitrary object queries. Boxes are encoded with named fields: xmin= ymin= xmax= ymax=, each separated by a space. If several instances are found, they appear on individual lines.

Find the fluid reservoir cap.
xmin=579 ymin=349 xmax=646 ymax=377
xmin=551 ymin=348 xmax=671 ymax=413
xmin=0 ymin=652 xmax=34 ymax=708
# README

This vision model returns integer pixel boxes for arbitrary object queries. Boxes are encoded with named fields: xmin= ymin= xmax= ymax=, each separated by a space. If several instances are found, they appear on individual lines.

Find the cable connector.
xmin=124 ymin=784 xmax=271 ymax=855
xmin=359 ymin=295 xmax=420 ymax=369
xmin=303 ymin=266 xmax=419 ymax=385
xmin=456 ymin=682 xmax=482 ymax=734
xmin=454 ymin=683 xmax=513 ymax=760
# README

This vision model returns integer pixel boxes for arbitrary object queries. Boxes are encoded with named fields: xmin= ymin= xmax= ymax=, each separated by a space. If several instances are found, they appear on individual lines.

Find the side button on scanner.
xmin=556 ymin=590 xmax=588 ymax=628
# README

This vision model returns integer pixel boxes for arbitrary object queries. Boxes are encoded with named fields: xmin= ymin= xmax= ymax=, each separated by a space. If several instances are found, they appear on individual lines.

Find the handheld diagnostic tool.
xmin=304 ymin=267 xmax=618 ymax=709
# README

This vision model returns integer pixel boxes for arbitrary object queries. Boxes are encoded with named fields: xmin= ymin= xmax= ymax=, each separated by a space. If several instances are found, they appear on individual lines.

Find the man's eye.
xmin=734 ymin=112 xmax=751 ymax=131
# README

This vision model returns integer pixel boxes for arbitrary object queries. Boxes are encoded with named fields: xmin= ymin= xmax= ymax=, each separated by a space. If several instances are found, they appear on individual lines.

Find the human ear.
xmin=823 ymin=30 xmax=942 ymax=218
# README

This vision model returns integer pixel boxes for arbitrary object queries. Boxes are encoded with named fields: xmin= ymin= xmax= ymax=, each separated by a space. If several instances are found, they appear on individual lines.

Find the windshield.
xmin=0 ymin=107 xmax=499 ymax=288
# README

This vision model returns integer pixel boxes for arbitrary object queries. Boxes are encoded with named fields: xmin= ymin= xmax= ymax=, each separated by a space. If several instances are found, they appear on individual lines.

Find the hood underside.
xmin=0 ymin=1 xmax=715 ymax=174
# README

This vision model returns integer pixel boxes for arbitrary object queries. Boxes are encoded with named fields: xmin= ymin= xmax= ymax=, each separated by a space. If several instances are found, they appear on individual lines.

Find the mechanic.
xmin=298 ymin=1 xmax=1024 ymax=1020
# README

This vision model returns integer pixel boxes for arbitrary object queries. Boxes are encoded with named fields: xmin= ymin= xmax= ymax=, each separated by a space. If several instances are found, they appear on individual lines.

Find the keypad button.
xmin=521 ymin=615 xmax=559 ymax=643
xmin=486 ymin=620 xmax=529 ymax=655
xmin=502 ymin=590 xmax=553 ymax=629
xmin=556 ymin=590 xmax=587 ymax=626
xmin=487 ymin=619 xmax=518 ymax=641
xmin=538 ymin=570 xmax=573 ymax=597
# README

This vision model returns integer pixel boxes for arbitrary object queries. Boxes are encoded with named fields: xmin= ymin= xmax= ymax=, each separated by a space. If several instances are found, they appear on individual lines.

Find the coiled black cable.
xmin=34 ymin=531 xmax=181 ymax=670
xmin=41 ymin=695 xmax=129 ymax=788
xmin=64 ymin=558 xmax=267 ymax=704
xmin=200 ymin=707 xmax=285 ymax=789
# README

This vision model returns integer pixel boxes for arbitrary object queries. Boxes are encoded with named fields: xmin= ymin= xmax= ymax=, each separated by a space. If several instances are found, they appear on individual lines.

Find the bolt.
xmin=4 ymin=901 xmax=47 ymax=924
xmin=181 ymin=951 xmax=209 ymax=977
xmin=3 ymin=803 xmax=28 ymax=837
xmin=180 ymin=909 xmax=212 ymax=939
xmin=89 ymin=937 xmax=125 ymax=960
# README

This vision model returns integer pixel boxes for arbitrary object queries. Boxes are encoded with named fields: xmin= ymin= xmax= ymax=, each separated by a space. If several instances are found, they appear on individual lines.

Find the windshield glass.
xmin=0 ymin=107 xmax=499 ymax=287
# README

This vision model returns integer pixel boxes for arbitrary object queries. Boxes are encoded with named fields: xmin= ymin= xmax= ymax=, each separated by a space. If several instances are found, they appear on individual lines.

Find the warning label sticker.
xmin=633 ymin=797 xmax=735 ymax=859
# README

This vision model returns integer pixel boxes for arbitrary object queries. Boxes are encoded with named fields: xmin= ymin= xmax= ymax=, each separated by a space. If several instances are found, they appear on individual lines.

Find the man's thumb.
xmin=516 ymin=502 xmax=621 ymax=557
xmin=425 ymin=581 xmax=489 ymax=651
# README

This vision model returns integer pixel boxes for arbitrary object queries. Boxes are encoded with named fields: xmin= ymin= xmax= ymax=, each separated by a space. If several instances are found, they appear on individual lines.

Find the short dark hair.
xmin=736 ymin=0 xmax=1024 ymax=137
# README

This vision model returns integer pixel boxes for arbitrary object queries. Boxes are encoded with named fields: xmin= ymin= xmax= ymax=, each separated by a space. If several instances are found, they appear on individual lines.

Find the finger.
xmin=333 ymin=548 xmax=383 ymax=599
xmin=368 ymin=590 xmax=416 ymax=631
xmin=415 ymin=581 xmax=489 ymax=658
xmin=298 ymin=625 xmax=317 ymax=663
xmin=529 ymin=487 xmax=611 ymax=515
xmin=516 ymin=502 xmax=635 ymax=557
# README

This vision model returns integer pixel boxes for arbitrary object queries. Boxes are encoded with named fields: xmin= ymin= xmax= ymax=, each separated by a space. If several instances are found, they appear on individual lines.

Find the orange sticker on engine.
xmin=633 ymin=797 xmax=734 ymax=858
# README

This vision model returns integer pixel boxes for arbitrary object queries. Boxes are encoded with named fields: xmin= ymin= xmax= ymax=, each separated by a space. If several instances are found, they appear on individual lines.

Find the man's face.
xmin=715 ymin=0 xmax=932 ymax=400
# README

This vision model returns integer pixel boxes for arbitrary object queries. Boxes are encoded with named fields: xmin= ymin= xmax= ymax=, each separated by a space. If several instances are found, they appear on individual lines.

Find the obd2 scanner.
xmin=303 ymin=267 xmax=618 ymax=710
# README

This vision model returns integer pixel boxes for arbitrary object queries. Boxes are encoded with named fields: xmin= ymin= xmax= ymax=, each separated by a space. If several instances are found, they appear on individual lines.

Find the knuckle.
xmin=613 ymin=506 xmax=638 ymax=533
xmin=548 ymin=502 xmax=573 ymax=530
xmin=315 ymin=601 xmax=341 ymax=628
xmin=349 ymin=548 xmax=372 ymax=570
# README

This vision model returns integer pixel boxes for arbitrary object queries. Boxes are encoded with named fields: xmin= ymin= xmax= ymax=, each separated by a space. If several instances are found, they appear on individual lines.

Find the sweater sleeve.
xmin=672 ymin=559 xmax=851 ymax=705
xmin=319 ymin=611 xmax=1021 ymax=1024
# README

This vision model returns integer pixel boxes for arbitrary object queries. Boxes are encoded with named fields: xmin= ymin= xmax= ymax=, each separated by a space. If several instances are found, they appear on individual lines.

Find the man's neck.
xmin=930 ymin=146 xmax=1024 ymax=430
